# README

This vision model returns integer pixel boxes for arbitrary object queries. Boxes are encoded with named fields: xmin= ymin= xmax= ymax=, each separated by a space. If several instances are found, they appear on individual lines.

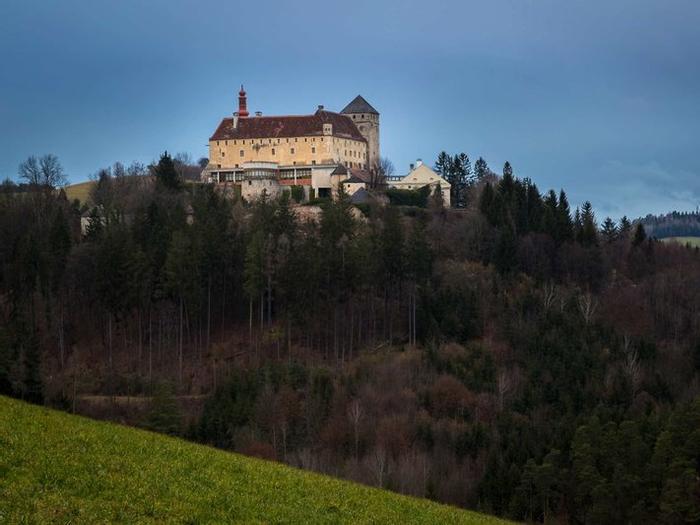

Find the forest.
xmin=639 ymin=210 xmax=700 ymax=239
xmin=1 ymin=152 xmax=699 ymax=524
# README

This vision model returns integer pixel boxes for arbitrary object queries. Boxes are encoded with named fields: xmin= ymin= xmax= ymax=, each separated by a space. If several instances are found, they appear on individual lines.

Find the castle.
xmin=203 ymin=87 xmax=380 ymax=200
xmin=203 ymin=86 xmax=449 ymax=205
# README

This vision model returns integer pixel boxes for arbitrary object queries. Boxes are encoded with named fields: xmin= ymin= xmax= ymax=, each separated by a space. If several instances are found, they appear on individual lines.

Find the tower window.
xmin=221 ymin=151 xmax=225 ymax=157
xmin=240 ymin=150 xmax=244 ymax=157
xmin=312 ymin=147 xmax=316 ymax=154
xmin=291 ymin=147 xmax=295 ymax=154
xmin=271 ymin=148 xmax=275 ymax=155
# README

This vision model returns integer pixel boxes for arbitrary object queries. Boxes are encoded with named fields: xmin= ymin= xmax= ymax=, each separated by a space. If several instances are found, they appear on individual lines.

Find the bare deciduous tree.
xmin=577 ymin=292 xmax=598 ymax=325
xmin=622 ymin=335 xmax=642 ymax=397
xmin=543 ymin=282 xmax=557 ymax=312
xmin=369 ymin=156 xmax=394 ymax=189
xmin=18 ymin=154 xmax=67 ymax=188
xmin=347 ymin=399 xmax=364 ymax=460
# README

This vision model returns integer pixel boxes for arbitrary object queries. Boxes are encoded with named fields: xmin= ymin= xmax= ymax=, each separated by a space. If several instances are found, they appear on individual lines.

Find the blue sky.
xmin=1 ymin=0 xmax=699 ymax=219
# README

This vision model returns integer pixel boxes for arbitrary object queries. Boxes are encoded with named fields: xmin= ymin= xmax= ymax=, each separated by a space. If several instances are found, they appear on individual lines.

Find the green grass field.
xmin=63 ymin=180 xmax=95 ymax=205
xmin=661 ymin=236 xmax=700 ymax=248
xmin=0 ymin=397 xmax=510 ymax=524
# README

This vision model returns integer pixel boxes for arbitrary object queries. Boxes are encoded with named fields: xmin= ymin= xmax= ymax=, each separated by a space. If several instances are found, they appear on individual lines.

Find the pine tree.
xmin=147 ymin=381 xmax=182 ymax=435
xmin=22 ymin=332 xmax=43 ymax=404
xmin=503 ymin=161 xmax=513 ymax=178
xmin=601 ymin=217 xmax=618 ymax=243
xmin=578 ymin=201 xmax=598 ymax=246
xmin=556 ymin=190 xmax=574 ymax=243
xmin=434 ymin=152 xmax=452 ymax=182
xmin=619 ymin=216 xmax=632 ymax=238
xmin=632 ymin=223 xmax=647 ymax=247
xmin=153 ymin=151 xmax=182 ymax=191
xmin=479 ymin=182 xmax=497 ymax=225
xmin=474 ymin=157 xmax=489 ymax=181
xmin=494 ymin=215 xmax=518 ymax=275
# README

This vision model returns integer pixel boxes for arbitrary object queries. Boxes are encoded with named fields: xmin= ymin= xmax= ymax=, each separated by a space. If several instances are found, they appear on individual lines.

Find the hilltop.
xmin=0 ymin=396 xmax=509 ymax=524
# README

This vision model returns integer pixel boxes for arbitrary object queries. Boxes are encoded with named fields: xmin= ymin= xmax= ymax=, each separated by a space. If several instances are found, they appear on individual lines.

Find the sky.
xmin=1 ymin=0 xmax=699 ymax=219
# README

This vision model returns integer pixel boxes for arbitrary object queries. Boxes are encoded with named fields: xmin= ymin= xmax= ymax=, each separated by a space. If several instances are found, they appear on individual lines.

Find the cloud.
xmin=593 ymin=160 xmax=700 ymax=218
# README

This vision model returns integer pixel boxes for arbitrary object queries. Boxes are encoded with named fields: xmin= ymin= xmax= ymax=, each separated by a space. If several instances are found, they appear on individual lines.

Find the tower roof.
xmin=341 ymin=95 xmax=378 ymax=115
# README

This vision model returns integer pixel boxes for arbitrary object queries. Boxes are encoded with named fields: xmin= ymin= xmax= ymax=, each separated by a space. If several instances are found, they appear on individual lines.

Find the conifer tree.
xmin=632 ymin=223 xmax=647 ymax=247
xmin=147 ymin=381 xmax=182 ymax=435
xmin=556 ymin=190 xmax=574 ymax=243
xmin=601 ymin=217 xmax=618 ymax=243
xmin=153 ymin=151 xmax=182 ymax=191
xmin=578 ymin=201 xmax=598 ymax=246
xmin=619 ymin=216 xmax=632 ymax=238
xmin=474 ymin=157 xmax=489 ymax=181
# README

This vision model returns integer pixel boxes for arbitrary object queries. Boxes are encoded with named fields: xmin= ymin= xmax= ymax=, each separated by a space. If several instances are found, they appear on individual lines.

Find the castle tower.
xmin=341 ymin=95 xmax=379 ymax=171
xmin=238 ymin=85 xmax=249 ymax=118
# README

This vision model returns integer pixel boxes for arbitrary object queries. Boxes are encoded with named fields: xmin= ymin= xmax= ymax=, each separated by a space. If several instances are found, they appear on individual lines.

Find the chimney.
xmin=238 ymin=85 xmax=249 ymax=118
xmin=317 ymin=105 xmax=324 ymax=111
xmin=416 ymin=159 xmax=423 ymax=167
xmin=409 ymin=163 xmax=415 ymax=170
xmin=233 ymin=112 xmax=239 ymax=129
xmin=255 ymin=111 xmax=262 ymax=117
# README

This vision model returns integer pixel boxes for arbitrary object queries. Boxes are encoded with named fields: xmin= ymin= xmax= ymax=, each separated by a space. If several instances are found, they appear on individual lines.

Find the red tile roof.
xmin=210 ymin=109 xmax=366 ymax=142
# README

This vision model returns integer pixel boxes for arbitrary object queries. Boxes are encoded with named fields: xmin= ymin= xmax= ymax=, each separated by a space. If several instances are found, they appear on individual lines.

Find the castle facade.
xmin=203 ymin=87 xmax=380 ymax=200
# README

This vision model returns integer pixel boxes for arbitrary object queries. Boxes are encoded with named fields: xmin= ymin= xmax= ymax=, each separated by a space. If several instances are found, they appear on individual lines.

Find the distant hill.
xmin=661 ymin=236 xmax=700 ymax=248
xmin=64 ymin=180 xmax=95 ymax=205
xmin=639 ymin=210 xmax=700 ymax=238
xmin=0 ymin=396 xmax=510 ymax=524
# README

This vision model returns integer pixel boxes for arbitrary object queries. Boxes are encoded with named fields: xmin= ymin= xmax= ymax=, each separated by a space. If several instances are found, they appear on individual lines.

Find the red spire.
xmin=238 ymin=84 xmax=249 ymax=118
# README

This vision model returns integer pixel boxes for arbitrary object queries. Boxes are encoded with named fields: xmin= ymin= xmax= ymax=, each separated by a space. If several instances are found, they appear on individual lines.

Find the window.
xmin=225 ymin=140 xmax=228 ymax=145
xmin=312 ymin=160 xmax=316 ymax=165
xmin=271 ymin=148 xmax=275 ymax=155
xmin=221 ymin=151 xmax=225 ymax=157
xmin=240 ymin=150 xmax=244 ymax=157
xmin=291 ymin=147 xmax=295 ymax=154
xmin=217 ymin=141 xmax=220 ymax=145
xmin=311 ymin=147 xmax=316 ymax=154
xmin=248 ymin=180 xmax=252 ymax=185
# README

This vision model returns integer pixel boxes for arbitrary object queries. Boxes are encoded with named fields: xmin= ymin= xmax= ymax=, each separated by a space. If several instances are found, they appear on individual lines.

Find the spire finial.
xmin=238 ymin=84 xmax=249 ymax=118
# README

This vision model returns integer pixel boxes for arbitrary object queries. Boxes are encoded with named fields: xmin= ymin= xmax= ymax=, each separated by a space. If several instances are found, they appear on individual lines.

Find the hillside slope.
xmin=63 ymin=180 xmax=95 ymax=205
xmin=0 ymin=397 xmax=510 ymax=524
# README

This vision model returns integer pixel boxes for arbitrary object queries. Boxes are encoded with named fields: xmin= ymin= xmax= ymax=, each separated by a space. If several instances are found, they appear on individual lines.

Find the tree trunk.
xmin=179 ymin=296 xmax=184 ymax=386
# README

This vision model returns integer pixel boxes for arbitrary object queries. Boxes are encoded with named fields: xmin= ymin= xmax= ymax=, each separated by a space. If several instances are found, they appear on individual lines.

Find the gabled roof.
xmin=331 ymin=164 xmax=348 ymax=176
xmin=210 ymin=110 xmax=366 ymax=142
xmin=349 ymin=168 xmax=372 ymax=183
xmin=344 ymin=175 xmax=366 ymax=184
xmin=350 ymin=187 xmax=371 ymax=204
xmin=340 ymin=95 xmax=379 ymax=115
